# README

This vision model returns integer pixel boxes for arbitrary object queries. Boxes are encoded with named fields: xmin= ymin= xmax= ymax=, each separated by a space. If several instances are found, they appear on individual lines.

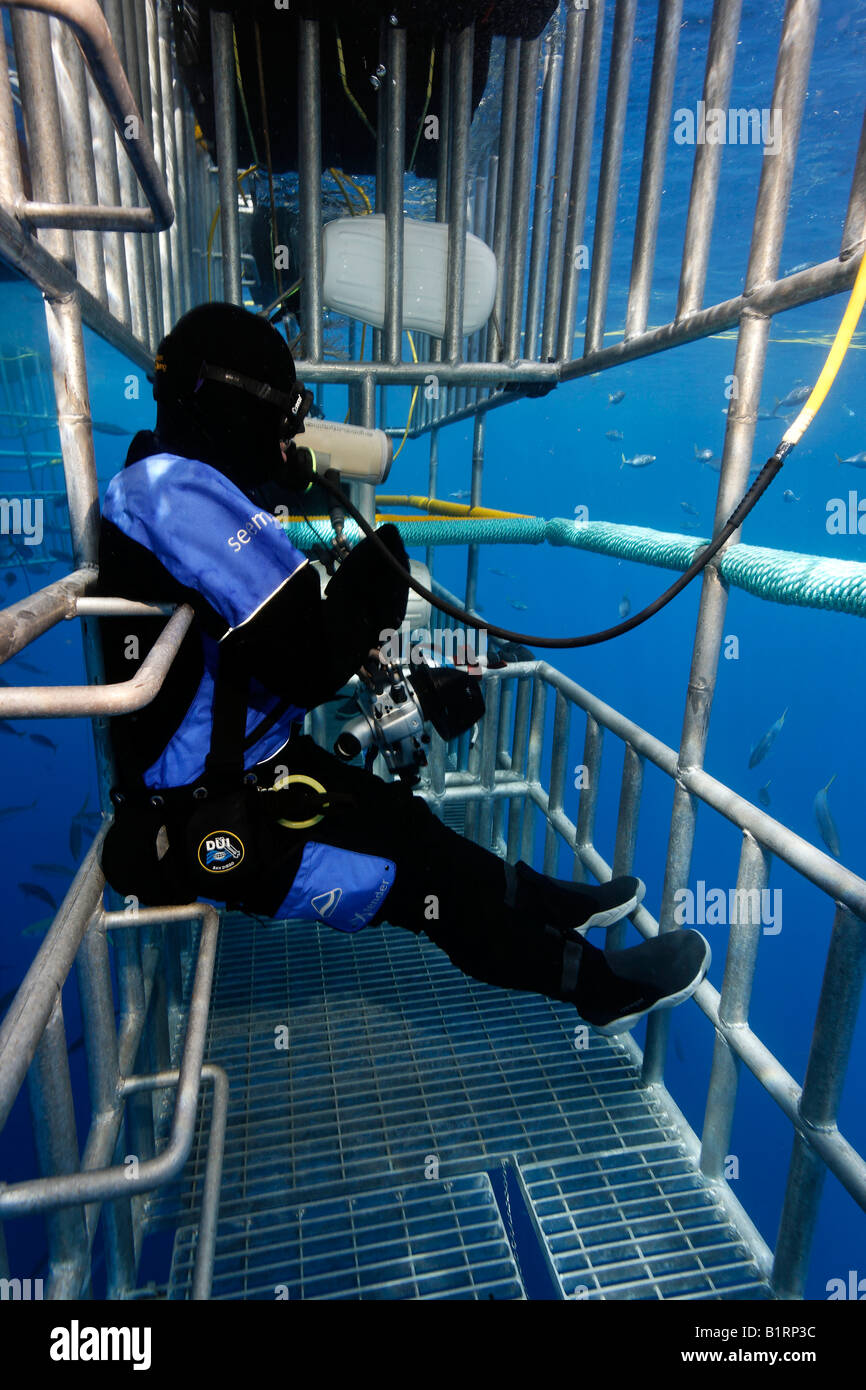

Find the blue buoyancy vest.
xmin=102 ymin=452 xmax=308 ymax=787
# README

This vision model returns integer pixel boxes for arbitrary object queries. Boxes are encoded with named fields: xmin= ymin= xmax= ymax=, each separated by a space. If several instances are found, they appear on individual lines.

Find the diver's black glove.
xmin=324 ymin=522 xmax=410 ymax=637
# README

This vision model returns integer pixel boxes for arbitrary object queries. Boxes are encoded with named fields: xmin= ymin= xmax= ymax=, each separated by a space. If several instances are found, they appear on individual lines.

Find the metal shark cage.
xmin=0 ymin=0 xmax=863 ymax=1301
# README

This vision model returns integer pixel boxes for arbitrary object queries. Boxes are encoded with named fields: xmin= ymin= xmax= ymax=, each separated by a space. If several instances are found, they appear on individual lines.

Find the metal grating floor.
xmin=170 ymin=1172 xmax=524 ymax=1300
xmin=157 ymin=913 xmax=772 ymax=1300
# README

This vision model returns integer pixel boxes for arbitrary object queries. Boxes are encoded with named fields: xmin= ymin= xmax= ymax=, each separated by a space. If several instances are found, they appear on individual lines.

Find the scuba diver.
xmin=97 ymin=302 xmax=710 ymax=1036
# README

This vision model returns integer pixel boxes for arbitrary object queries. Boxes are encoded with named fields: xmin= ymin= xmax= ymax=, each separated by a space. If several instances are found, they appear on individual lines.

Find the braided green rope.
xmin=280 ymin=516 xmax=866 ymax=619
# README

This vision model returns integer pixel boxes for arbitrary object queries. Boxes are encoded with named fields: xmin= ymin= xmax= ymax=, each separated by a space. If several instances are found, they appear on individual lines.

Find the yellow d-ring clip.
xmin=273 ymin=772 xmax=329 ymax=830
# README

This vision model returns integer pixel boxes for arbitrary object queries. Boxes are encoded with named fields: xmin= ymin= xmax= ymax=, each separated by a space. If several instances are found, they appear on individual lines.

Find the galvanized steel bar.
xmin=51 ymin=17 xmax=107 ymax=302
xmin=443 ymin=26 xmax=473 ymax=363
xmin=295 ymin=250 xmax=859 ymax=388
xmin=0 ymin=568 xmax=93 ymax=664
xmin=85 ymin=3 xmax=132 ymax=325
xmin=435 ymin=35 xmax=451 ymax=228
xmin=542 ymin=689 xmax=570 ymax=875
xmin=492 ymin=679 xmax=514 ymax=853
xmin=504 ymin=38 xmax=540 ymax=361
xmin=129 ymin=0 xmax=159 ymax=347
xmin=26 ymin=997 xmax=89 ymax=1298
xmin=556 ymin=0 xmax=605 ymax=361
xmin=102 ymin=1135 xmax=137 ymax=1298
xmin=644 ymin=0 xmax=821 ymax=1088
xmin=800 ymin=906 xmax=866 ymax=1131
xmin=575 ymin=713 xmax=603 ymax=880
xmin=583 ymin=0 xmax=637 ymax=356
xmin=606 ymin=742 xmax=645 ymax=949
xmin=521 ymin=676 xmax=546 ymax=863
xmin=676 ymin=0 xmax=743 ymax=319
xmin=0 ymin=23 xmax=24 ymax=206
xmin=144 ymin=0 xmax=173 ymax=326
xmin=298 ymin=19 xmax=323 ymax=361
xmin=524 ymin=47 xmax=562 ymax=361
xmin=424 ymin=427 xmax=439 ymax=575
xmin=700 ymin=831 xmax=770 ymax=1179
xmin=209 ymin=10 xmax=241 ymax=307
xmin=841 ymin=102 xmax=866 ymax=260
xmin=118 ymin=1063 xmax=229 ymax=1301
xmin=156 ymin=0 xmax=182 ymax=322
xmin=774 ymin=905 xmax=866 ymax=1294
xmin=476 ymin=676 xmax=501 ymax=851
xmin=5 ymin=0 xmax=173 ymax=232
xmin=624 ymin=0 xmax=683 ymax=339
xmin=102 ymin=0 xmax=148 ymax=342
xmin=9 ymin=7 xmax=75 ymax=266
xmin=541 ymin=7 xmax=585 ymax=362
xmin=506 ymin=676 xmax=532 ymax=861
xmin=44 ymin=290 xmax=100 ymax=570
xmin=464 ymin=414 xmax=485 ymax=611
xmin=771 ymin=1136 xmax=827 ymax=1300
xmin=384 ymin=23 xmax=406 ymax=365
xmin=488 ymin=39 xmax=520 ymax=363
xmin=0 ymin=830 xmax=106 ymax=1131
xmin=0 ymin=604 xmax=194 ymax=717
xmin=0 ymin=906 xmax=219 ymax=1212
xmin=171 ymin=68 xmax=194 ymax=316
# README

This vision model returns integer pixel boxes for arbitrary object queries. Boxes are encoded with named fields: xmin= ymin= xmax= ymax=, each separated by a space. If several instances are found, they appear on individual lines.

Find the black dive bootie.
xmin=503 ymin=859 xmax=646 ymax=932
xmin=569 ymin=927 xmax=712 ymax=1035
xmin=505 ymin=860 xmax=711 ymax=1035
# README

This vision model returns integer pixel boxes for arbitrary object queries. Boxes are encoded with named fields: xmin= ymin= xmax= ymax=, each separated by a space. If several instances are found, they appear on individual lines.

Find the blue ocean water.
xmin=1 ymin=0 xmax=864 ymax=1299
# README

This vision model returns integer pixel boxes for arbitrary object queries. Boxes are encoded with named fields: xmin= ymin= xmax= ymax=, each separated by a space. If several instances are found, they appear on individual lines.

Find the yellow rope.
xmin=376 ymin=496 xmax=533 ymax=520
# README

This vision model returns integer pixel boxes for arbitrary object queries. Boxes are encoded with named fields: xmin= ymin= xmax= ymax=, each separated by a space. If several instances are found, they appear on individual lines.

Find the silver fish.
xmin=605 ymin=429 xmax=624 ymax=441
xmin=21 ymin=915 xmax=53 ymax=940
xmin=618 ymin=595 xmax=631 ymax=618
xmin=0 ymin=801 xmax=37 ymax=821
xmin=782 ymin=489 xmax=800 ymax=503
xmin=448 ymin=490 xmax=471 ymax=500
xmin=18 ymin=881 xmax=57 ymax=911
xmin=620 ymin=452 xmax=655 ymax=468
xmin=774 ymin=384 xmax=812 ymax=412
xmin=28 ymin=733 xmax=57 ymax=752
xmin=507 ymin=599 xmax=529 ymax=611
xmin=31 ymin=862 xmax=74 ymax=879
xmin=91 ymin=420 xmax=133 ymax=437
xmin=814 ymin=775 xmax=841 ymax=859
xmin=841 ymin=404 xmax=855 ymax=417
xmin=748 ymin=708 xmax=787 ymax=769
xmin=608 ymin=390 xmax=625 ymax=404
xmin=680 ymin=501 xmax=700 ymax=517
xmin=758 ymin=781 xmax=772 ymax=809
xmin=693 ymin=446 xmax=715 ymax=462
xmin=835 ymin=452 xmax=866 ymax=468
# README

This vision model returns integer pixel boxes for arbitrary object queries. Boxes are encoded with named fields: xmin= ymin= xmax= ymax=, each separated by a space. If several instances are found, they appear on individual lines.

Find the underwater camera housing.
xmin=334 ymin=653 xmax=485 ymax=787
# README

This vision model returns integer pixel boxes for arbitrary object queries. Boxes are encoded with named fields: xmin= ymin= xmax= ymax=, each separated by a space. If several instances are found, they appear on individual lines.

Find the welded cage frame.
xmin=0 ymin=0 xmax=862 ymax=1301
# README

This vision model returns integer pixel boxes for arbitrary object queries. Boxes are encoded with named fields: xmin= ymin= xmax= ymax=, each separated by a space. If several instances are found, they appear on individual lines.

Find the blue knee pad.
xmin=275 ymin=840 xmax=396 ymax=932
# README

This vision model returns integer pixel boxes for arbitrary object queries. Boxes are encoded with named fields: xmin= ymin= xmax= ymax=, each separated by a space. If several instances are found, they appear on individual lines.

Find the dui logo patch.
xmin=198 ymin=830 xmax=245 ymax=873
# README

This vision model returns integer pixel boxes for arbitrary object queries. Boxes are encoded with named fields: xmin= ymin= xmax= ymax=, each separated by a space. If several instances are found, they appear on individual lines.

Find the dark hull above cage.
xmin=173 ymin=0 xmax=559 ymax=177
